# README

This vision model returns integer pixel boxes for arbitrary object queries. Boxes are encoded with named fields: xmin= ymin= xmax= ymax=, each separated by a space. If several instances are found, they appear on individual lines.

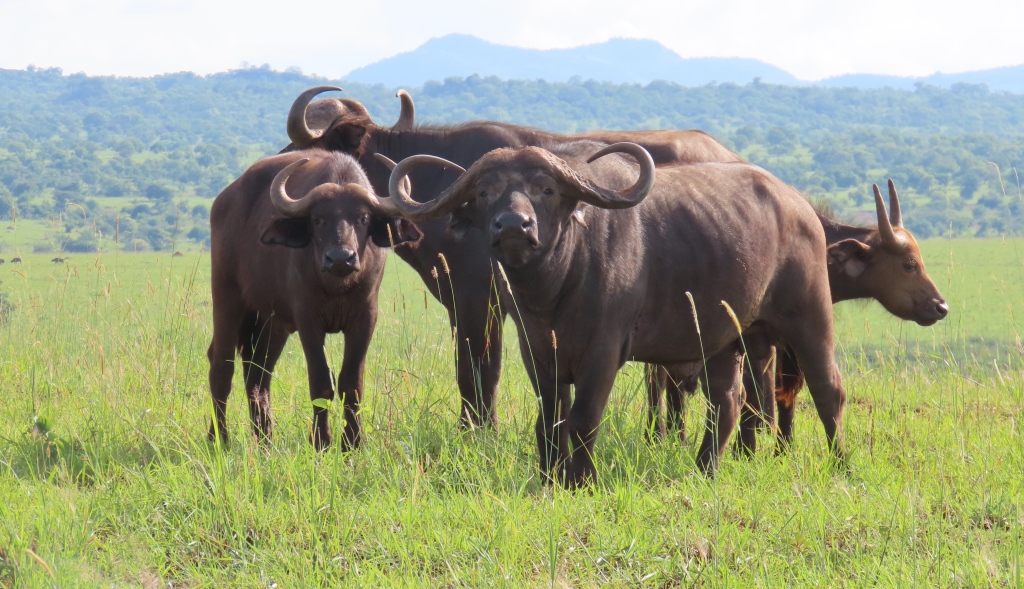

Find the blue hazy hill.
xmin=344 ymin=34 xmax=800 ymax=87
xmin=345 ymin=34 xmax=1024 ymax=93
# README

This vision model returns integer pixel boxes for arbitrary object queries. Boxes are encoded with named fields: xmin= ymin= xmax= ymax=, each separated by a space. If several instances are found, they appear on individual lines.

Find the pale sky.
xmin=1 ymin=0 xmax=1021 ymax=81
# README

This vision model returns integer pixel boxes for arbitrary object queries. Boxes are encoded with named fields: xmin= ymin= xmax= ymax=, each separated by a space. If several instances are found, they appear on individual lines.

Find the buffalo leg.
xmin=533 ymin=379 xmax=571 ymax=484
xmin=239 ymin=315 xmax=289 ymax=443
xmin=695 ymin=347 xmax=743 ymax=475
xmin=562 ymin=361 xmax=622 ymax=488
xmin=449 ymin=274 xmax=505 ymax=428
xmin=207 ymin=297 xmax=246 ymax=445
xmin=336 ymin=311 xmax=377 ymax=450
xmin=644 ymin=364 xmax=667 ymax=441
xmin=665 ymin=366 xmax=698 ymax=443
xmin=734 ymin=338 xmax=775 ymax=456
xmin=296 ymin=323 xmax=334 ymax=451
xmin=774 ymin=310 xmax=846 ymax=462
xmin=774 ymin=345 xmax=805 ymax=451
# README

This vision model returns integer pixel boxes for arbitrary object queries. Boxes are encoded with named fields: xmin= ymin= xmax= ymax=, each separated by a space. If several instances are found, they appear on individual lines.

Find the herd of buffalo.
xmin=207 ymin=85 xmax=949 ymax=486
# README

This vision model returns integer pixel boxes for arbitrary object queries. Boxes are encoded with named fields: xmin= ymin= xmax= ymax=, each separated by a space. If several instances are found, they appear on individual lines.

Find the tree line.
xmin=0 ymin=65 xmax=1022 ymax=251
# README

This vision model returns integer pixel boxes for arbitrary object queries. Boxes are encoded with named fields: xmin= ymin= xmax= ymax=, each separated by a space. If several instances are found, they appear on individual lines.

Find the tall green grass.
xmin=0 ymin=240 xmax=1022 ymax=587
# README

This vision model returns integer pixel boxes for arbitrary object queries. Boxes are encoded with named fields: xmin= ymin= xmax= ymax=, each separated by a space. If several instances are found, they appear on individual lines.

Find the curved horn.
xmin=393 ymin=90 xmax=415 ymax=130
xmin=270 ymin=158 xmax=314 ymax=217
xmin=287 ymin=85 xmax=342 ymax=146
xmin=339 ymin=98 xmax=370 ymax=119
xmin=887 ymin=178 xmax=903 ymax=227
xmin=373 ymin=153 xmax=412 ymax=198
xmin=873 ymin=183 xmax=904 ymax=252
xmin=571 ymin=142 xmax=655 ymax=209
xmin=387 ymin=154 xmax=469 ymax=221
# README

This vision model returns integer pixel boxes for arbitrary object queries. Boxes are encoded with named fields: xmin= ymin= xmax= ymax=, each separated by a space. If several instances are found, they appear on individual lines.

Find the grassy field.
xmin=0 ymin=239 xmax=1022 ymax=587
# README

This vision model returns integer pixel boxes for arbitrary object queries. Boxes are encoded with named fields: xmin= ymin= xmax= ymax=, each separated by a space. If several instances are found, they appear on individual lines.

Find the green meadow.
xmin=0 ymin=239 xmax=1022 ymax=587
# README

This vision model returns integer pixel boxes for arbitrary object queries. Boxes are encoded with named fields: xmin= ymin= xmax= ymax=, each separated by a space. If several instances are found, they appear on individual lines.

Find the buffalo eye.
xmin=479 ymin=190 xmax=488 ymax=199
xmin=542 ymin=187 xmax=554 ymax=196
xmin=902 ymin=260 xmax=919 ymax=273
xmin=312 ymin=216 xmax=325 ymax=227
xmin=359 ymin=213 xmax=371 ymax=225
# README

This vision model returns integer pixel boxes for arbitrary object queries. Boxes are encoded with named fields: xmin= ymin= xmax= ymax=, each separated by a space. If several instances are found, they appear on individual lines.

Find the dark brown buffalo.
xmin=10 ymin=257 xmax=21 ymax=264
xmin=0 ymin=259 xmax=4 ymax=265
xmin=207 ymin=149 xmax=420 ymax=449
xmin=281 ymin=86 xmax=742 ymax=430
xmin=387 ymin=142 xmax=848 ymax=486
xmin=650 ymin=180 xmax=948 ymax=451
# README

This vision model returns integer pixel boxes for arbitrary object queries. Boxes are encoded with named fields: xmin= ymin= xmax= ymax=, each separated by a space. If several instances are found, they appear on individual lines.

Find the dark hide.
xmin=206 ymin=149 xmax=418 ymax=450
xmin=394 ymin=143 xmax=848 ymax=486
xmin=654 ymin=202 xmax=947 ymax=453
xmin=282 ymin=88 xmax=745 ymax=431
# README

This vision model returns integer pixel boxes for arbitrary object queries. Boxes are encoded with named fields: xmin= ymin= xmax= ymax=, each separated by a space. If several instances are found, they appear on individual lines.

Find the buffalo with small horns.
xmin=648 ymin=179 xmax=948 ymax=451
xmin=387 ymin=141 xmax=849 ymax=485
xmin=206 ymin=149 xmax=420 ymax=449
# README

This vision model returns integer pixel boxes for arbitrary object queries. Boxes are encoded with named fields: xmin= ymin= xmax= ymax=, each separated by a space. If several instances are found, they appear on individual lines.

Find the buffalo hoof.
xmin=561 ymin=462 xmax=597 ymax=490
xmin=207 ymin=423 xmax=229 ymax=448
xmin=311 ymin=423 xmax=332 ymax=452
xmin=695 ymin=451 xmax=720 ymax=478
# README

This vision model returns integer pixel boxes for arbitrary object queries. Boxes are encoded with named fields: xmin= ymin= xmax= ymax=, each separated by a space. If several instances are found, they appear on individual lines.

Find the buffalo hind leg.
xmin=665 ymin=365 xmax=698 ymax=444
xmin=207 ymin=299 xmax=246 ymax=445
xmin=734 ymin=336 xmax=775 ymax=457
xmin=239 ymin=315 xmax=289 ymax=443
xmin=773 ymin=345 xmax=804 ymax=451
xmin=695 ymin=346 xmax=743 ymax=475
xmin=773 ymin=315 xmax=846 ymax=463
xmin=451 ymin=279 xmax=505 ymax=428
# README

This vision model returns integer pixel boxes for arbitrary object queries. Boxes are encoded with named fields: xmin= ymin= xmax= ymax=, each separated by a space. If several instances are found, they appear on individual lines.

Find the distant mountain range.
xmin=344 ymin=34 xmax=1024 ymax=93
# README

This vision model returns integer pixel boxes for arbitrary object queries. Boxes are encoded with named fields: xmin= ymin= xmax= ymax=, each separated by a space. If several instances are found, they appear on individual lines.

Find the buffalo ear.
xmin=827 ymin=239 xmax=872 ymax=277
xmin=261 ymin=218 xmax=311 ymax=248
xmin=326 ymin=122 xmax=368 ymax=156
xmin=447 ymin=200 xmax=478 ymax=241
xmin=370 ymin=217 xmax=423 ymax=248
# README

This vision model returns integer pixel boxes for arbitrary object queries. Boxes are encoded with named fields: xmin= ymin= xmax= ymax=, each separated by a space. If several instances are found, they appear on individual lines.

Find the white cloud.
xmin=1 ymin=0 xmax=1021 ymax=80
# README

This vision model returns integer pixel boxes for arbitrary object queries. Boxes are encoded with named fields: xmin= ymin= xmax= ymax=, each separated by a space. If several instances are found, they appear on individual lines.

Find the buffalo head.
xmin=384 ymin=143 xmax=655 ymax=268
xmin=827 ymin=179 xmax=948 ymax=325
xmin=285 ymin=86 xmax=415 ymax=156
xmin=261 ymin=159 xmax=421 ymax=277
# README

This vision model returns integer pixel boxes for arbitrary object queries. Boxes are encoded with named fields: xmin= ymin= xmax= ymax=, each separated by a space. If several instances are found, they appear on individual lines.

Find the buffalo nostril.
xmin=936 ymin=300 xmax=949 ymax=317
xmin=493 ymin=220 xmax=503 ymax=231
xmin=522 ymin=218 xmax=535 ymax=229
xmin=345 ymin=253 xmax=358 ymax=267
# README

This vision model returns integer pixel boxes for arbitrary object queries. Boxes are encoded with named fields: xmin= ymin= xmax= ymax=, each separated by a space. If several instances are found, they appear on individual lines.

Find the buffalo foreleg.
xmin=562 ymin=361 xmax=622 ymax=488
xmin=337 ymin=311 xmax=377 ymax=450
xmin=297 ymin=323 xmax=334 ymax=451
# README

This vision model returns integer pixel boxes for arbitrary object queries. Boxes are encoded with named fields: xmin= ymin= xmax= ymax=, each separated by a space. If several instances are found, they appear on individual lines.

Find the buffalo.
xmin=281 ymin=86 xmax=744 ymax=430
xmin=0 ymin=259 xmax=4 ymax=265
xmin=206 ymin=149 xmax=420 ymax=449
xmin=10 ymin=258 xmax=21 ymax=264
xmin=649 ymin=180 xmax=948 ymax=452
xmin=387 ymin=142 xmax=848 ymax=486
xmin=51 ymin=257 xmax=65 ymax=263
